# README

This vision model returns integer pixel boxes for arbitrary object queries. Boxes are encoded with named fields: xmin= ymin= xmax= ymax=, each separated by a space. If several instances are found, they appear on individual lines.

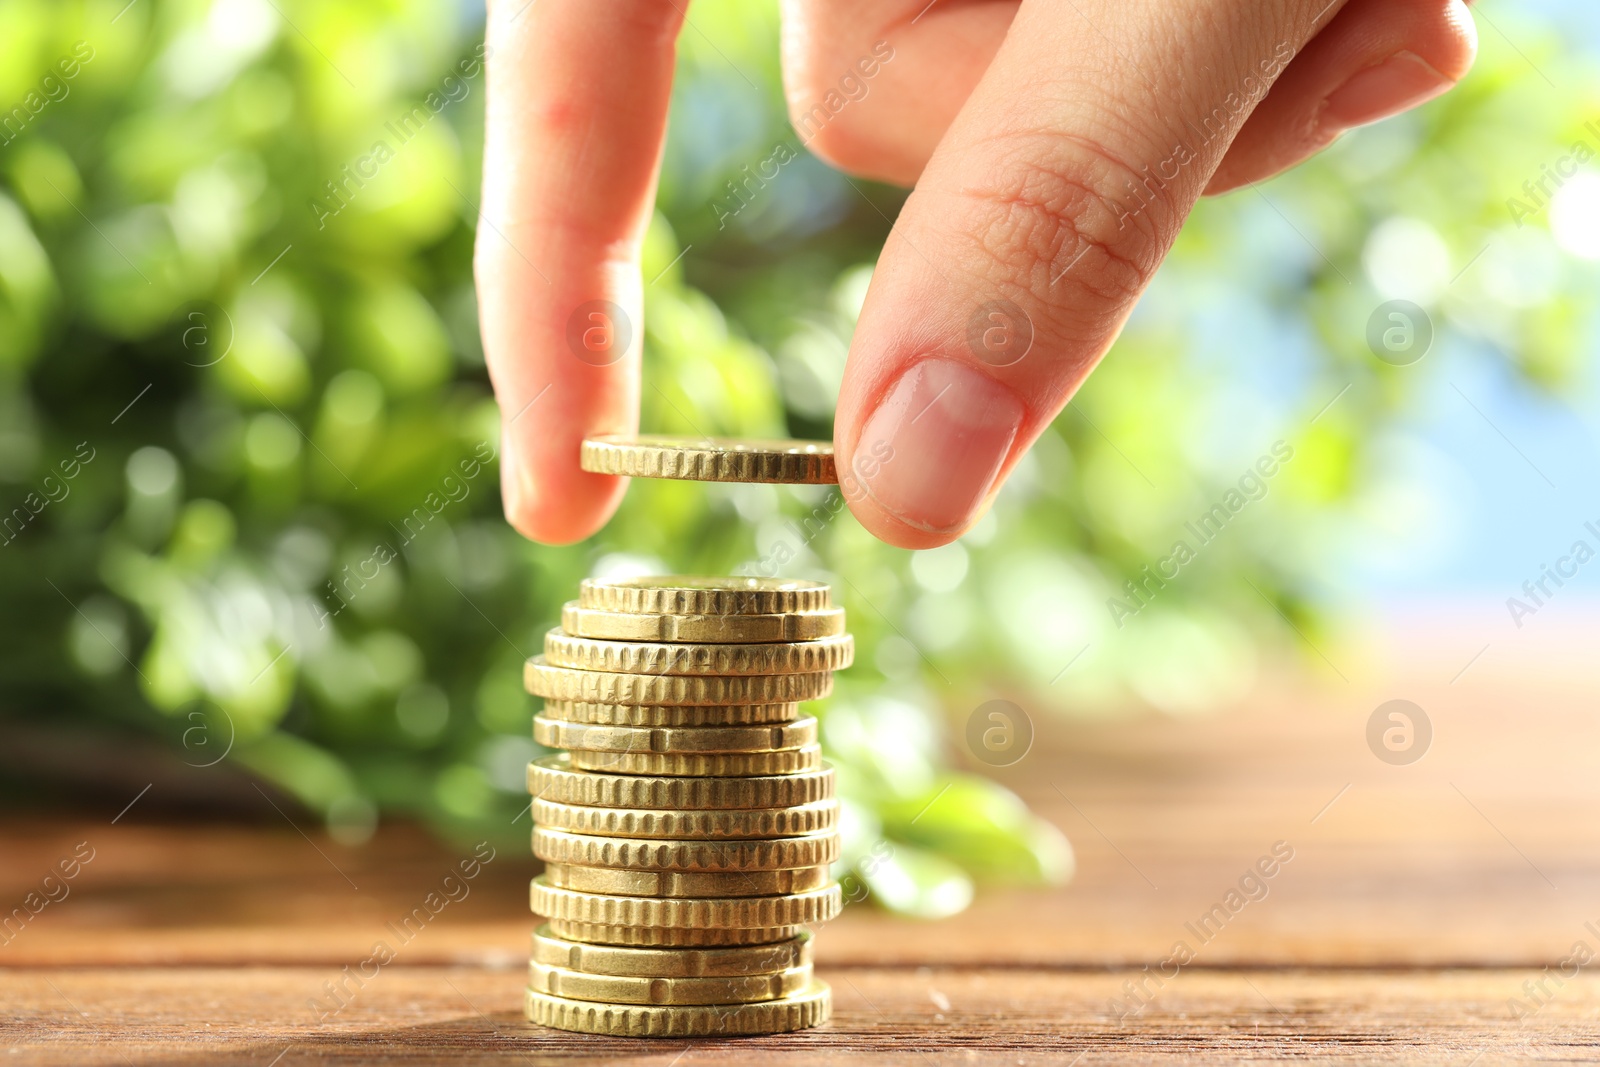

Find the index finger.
xmin=477 ymin=0 xmax=686 ymax=545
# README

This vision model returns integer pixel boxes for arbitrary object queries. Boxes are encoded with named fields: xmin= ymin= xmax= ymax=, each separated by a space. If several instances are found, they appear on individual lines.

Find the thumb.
xmin=835 ymin=0 xmax=1342 ymax=549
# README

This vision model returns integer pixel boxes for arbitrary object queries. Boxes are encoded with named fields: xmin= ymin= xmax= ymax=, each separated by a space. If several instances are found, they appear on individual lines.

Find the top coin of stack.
xmin=523 ymin=574 xmax=849 ymax=1037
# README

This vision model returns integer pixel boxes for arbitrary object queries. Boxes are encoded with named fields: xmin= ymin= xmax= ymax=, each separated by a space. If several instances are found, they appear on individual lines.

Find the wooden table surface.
xmin=4 ymin=620 xmax=1599 ymax=1064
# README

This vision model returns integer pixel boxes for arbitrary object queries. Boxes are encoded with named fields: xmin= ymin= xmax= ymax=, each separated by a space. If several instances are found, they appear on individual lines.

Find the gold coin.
xmin=541 ymin=862 xmax=834 ymax=898
xmin=579 ymin=575 xmax=830 ymax=616
xmin=532 ymin=826 xmax=840 ymax=871
xmin=543 ymin=630 xmax=853 ymax=677
xmin=532 ymin=797 xmax=837 ymax=839
xmin=580 ymin=435 xmax=836 ymax=484
xmin=567 ymin=745 xmax=823 ymax=777
xmin=530 ymin=925 xmax=811 ymax=977
xmin=525 ymin=979 xmax=831 ymax=1036
xmin=562 ymin=602 xmax=846 ymax=643
xmin=529 ymin=959 xmax=813 ymax=1006
xmin=539 ymin=698 xmax=801 ymax=727
xmin=530 ymin=878 xmax=842 ymax=928
xmin=547 ymin=919 xmax=802 ymax=947
xmin=527 ymin=756 xmax=834 ymax=809
xmin=534 ymin=716 xmax=818 ymax=755
xmin=525 ymin=656 xmax=833 ymax=706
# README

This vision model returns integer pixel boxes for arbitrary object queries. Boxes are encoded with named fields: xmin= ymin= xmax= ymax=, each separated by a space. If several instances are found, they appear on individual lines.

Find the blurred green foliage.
xmin=0 ymin=0 xmax=1593 ymax=913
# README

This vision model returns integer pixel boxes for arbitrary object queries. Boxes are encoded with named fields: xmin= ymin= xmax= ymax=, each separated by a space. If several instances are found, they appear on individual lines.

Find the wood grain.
xmin=3 ymin=622 xmax=1599 ymax=1062
xmin=3 ymin=965 xmax=1598 ymax=1065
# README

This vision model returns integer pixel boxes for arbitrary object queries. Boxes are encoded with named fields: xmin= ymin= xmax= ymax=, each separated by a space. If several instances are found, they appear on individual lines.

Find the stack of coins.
xmin=522 ymin=574 xmax=850 ymax=1037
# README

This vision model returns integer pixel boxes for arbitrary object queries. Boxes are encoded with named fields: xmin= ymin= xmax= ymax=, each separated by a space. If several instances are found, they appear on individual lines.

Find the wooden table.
xmin=5 ymin=622 xmax=1599 ymax=1063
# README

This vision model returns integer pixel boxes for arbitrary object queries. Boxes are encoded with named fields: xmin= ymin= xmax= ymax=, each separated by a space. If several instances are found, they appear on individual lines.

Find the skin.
xmin=477 ymin=0 xmax=1477 ymax=549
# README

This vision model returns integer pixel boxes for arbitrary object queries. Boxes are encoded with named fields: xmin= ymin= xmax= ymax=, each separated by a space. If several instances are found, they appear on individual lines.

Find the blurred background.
xmin=0 ymin=0 xmax=1596 ymax=919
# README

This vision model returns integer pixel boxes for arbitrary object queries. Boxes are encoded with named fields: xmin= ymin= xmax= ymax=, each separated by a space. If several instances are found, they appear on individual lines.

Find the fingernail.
xmin=856 ymin=359 xmax=1023 ymax=534
xmin=1321 ymin=51 xmax=1452 ymax=133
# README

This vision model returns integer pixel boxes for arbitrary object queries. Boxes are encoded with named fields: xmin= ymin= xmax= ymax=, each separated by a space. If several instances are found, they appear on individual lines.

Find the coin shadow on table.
xmin=363 ymin=1011 xmax=853 ymax=1066
xmin=238 ymin=1017 xmax=864 ymax=1062
xmin=415 ymin=1009 xmax=852 ymax=1061
xmin=91 ymin=1011 xmax=854 ymax=1067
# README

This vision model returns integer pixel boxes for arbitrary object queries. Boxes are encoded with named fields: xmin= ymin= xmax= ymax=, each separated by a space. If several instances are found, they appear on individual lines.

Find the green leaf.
xmin=853 ymin=842 xmax=974 ymax=920
xmin=881 ymin=775 xmax=1075 ymax=886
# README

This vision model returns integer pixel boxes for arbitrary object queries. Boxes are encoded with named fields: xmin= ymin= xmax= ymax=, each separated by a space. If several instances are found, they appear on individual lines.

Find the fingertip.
xmin=1438 ymin=0 xmax=1480 ymax=80
xmin=842 ymin=490 xmax=971 ymax=551
xmin=503 ymin=462 xmax=628 ymax=546
xmin=499 ymin=410 xmax=631 ymax=545
xmin=1207 ymin=0 xmax=1479 ymax=193
xmin=840 ymin=428 xmax=1004 ymax=551
xmin=837 ymin=356 xmax=1023 ymax=550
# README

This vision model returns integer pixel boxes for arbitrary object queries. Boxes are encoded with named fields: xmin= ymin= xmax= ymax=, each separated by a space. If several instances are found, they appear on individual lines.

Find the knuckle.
xmin=953 ymin=131 xmax=1177 ymax=312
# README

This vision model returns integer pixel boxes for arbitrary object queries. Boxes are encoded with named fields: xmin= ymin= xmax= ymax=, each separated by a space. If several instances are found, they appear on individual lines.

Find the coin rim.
xmin=546 ymin=919 xmax=803 ymax=947
xmin=562 ymin=602 xmax=846 ymax=643
xmin=541 ymin=861 xmax=835 ymax=897
xmin=543 ymin=629 xmax=854 ymax=677
xmin=532 ymin=825 xmax=841 ymax=871
xmin=538 ymin=698 xmax=802 ymax=727
xmin=531 ymin=797 xmax=838 ymax=839
xmin=533 ymin=715 xmax=819 ymax=755
xmin=525 ymin=657 xmax=835 ymax=706
xmin=578 ymin=576 xmax=831 ymax=617
xmin=565 ymin=744 xmax=823 ymax=777
xmin=528 ymin=959 xmax=814 ymax=1006
xmin=527 ymin=756 xmax=835 ymax=809
xmin=531 ymin=874 xmax=841 ymax=927
xmin=524 ymin=979 xmax=832 ymax=1035
xmin=580 ymin=435 xmax=838 ymax=485
xmin=530 ymin=924 xmax=812 ymax=977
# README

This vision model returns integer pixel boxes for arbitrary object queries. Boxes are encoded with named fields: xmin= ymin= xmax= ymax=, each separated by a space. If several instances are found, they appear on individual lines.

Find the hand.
xmin=476 ymin=0 xmax=1475 ymax=549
